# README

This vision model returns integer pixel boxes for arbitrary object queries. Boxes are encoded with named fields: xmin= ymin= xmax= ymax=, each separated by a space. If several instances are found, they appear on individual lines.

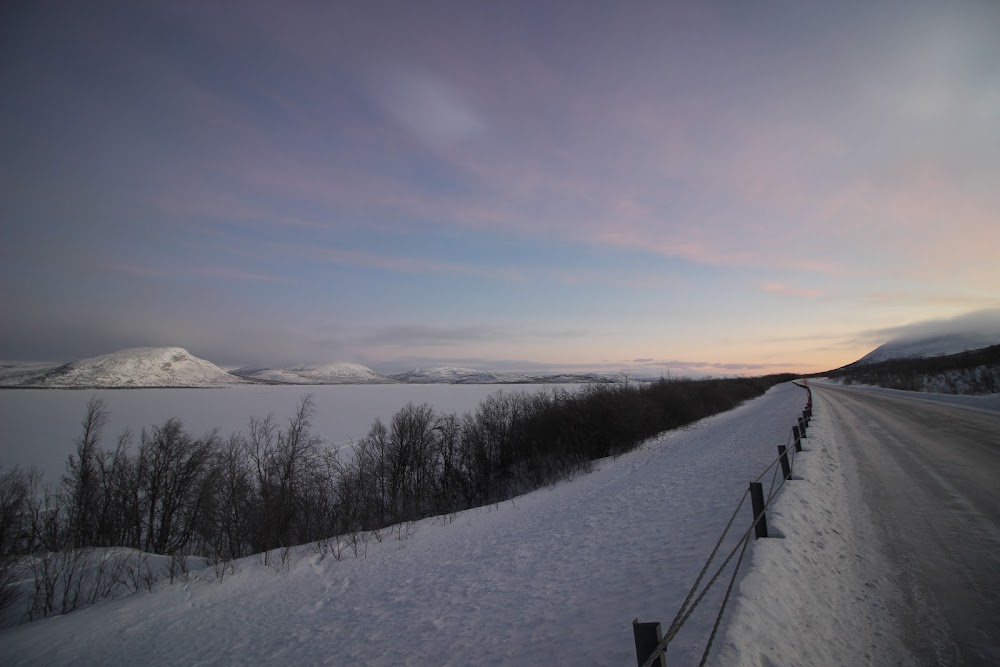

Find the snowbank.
xmin=713 ymin=388 xmax=913 ymax=665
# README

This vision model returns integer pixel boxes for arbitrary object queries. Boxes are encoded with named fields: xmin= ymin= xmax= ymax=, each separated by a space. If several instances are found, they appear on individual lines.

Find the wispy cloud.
xmin=374 ymin=70 xmax=487 ymax=153
xmin=106 ymin=263 xmax=283 ymax=283
xmin=193 ymin=267 xmax=283 ymax=282
xmin=306 ymin=246 xmax=523 ymax=282
xmin=760 ymin=282 xmax=824 ymax=298
xmin=864 ymin=292 xmax=1000 ymax=309
xmin=852 ymin=308 xmax=1000 ymax=346
xmin=354 ymin=324 xmax=584 ymax=348
xmin=5 ymin=1 xmax=998 ymax=370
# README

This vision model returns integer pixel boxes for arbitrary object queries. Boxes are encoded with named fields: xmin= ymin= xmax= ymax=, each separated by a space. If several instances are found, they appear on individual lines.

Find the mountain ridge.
xmin=0 ymin=349 xmax=623 ymax=388
xmin=851 ymin=331 xmax=1000 ymax=366
xmin=232 ymin=362 xmax=392 ymax=385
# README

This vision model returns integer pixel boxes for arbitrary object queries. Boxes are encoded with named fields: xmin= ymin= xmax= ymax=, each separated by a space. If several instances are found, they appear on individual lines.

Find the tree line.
xmin=0 ymin=374 xmax=794 ymax=623
xmin=825 ymin=343 xmax=999 ymax=394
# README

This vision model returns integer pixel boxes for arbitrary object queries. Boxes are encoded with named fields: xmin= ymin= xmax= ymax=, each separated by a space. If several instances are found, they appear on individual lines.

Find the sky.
xmin=1 ymin=0 xmax=998 ymax=376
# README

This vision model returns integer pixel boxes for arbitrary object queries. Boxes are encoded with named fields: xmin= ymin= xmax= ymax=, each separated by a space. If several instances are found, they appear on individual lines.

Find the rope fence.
xmin=633 ymin=381 xmax=813 ymax=667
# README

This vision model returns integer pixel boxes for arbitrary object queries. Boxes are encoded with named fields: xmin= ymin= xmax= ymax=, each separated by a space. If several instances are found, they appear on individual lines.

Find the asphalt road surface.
xmin=814 ymin=384 xmax=1000 ymax=666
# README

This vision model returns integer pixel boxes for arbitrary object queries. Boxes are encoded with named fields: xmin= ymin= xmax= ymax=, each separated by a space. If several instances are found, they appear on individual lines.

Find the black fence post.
xmin=632 ymin=619 xmax=666 ymax=666
xmin=798 ymin=415 xmax=807 ymax=437
xmin=778 ymin=444 xmax=791 ymax=480
xmin=750 ymin=481 xmax=768 ymax=539
xmin=792 ymin=425 xmax=802 ymax=452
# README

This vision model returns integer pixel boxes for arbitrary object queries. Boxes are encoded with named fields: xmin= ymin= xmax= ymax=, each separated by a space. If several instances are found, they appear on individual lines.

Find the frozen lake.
xmin=0 ymin=384 xmax=582 ymax=484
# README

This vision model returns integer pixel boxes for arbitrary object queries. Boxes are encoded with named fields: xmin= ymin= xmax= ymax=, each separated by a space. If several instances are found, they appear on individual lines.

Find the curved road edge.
xmin=812 ymin=383 xmax=1000 ymax=666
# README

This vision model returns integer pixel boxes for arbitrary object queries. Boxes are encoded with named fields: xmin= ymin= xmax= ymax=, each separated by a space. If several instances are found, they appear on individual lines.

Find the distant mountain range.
xmin=6 ymin=328 xmax=1000 ymax=389
xmin=388 ymin=366 xmax=617 ymax=385
xmin=0 ymin=347 xmax=619 ymax=388
xmin=232 ymin=362 xmax=393 ymax=385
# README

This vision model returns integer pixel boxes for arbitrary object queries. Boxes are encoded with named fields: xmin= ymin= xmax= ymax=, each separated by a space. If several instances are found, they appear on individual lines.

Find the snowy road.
xmin=814 ymin=384 xmax=1000 ymax=666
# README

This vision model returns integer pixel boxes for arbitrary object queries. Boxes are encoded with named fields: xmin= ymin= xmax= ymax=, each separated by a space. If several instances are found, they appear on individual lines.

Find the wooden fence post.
xmin=633 ymin=619 xmax=666 ymax=666
xmin=778 ymin=444 xmax=791 ymax=480
xmin=750 ymin=481 xmax=768 ymax=539
xmin=798 ymin=416 xmax=807 ymax=437
xmin=792 ymin=425 xmax=802 ymax=452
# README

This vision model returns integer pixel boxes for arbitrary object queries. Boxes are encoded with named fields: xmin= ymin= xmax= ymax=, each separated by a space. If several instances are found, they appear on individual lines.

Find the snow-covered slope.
xmin=0 ymin=383 xmax=812 ymax=665
xmin=390 ymin=366 xmax=618 ymax=384
xmin=233 ymin=362 xmax=391 ymax=384
xmin=390 ymin=366 xmax=530 ymax=384
xmin=0 ymin=362 xmax=63 ymax=387
xmin=854 ymin=332 xmax=1000 ymax=365
xmin=18 ymin=347 xmax=242 ymax=388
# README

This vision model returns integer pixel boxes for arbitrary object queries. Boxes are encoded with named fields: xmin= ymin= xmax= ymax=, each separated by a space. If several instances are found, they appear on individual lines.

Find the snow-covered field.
xmin=1 ymin=383 xmax=809 ymax=665
xmin=0 ymin=384 xmax=584 ymax=484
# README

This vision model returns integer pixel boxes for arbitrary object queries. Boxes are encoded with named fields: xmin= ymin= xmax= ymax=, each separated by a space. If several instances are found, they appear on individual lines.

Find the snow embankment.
xmin=2 ymin=383 xmax=808 ymax=665
xmin=713 ymin=387 xmax=912 ymax=665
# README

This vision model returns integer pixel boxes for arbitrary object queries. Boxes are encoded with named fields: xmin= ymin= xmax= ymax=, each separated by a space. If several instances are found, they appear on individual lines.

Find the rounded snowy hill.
xmin=233 ymin=362 xmax=391 ymax=384
xmin=35 ymin=347 xmax=242 ymax=388
xmin=853 ymin=332 xmax=1000 ymax=366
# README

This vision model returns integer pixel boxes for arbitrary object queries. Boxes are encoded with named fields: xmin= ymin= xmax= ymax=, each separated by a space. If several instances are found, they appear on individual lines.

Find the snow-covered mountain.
xmin=1 ymin=352 xmax=623 ymax=388
xmin=389 ymin=366 xmax=618 ymax=384
xmin=0 ymin=361 xmax=63 ymax=387
xmin=232 ymin=362 xmax=391 ymax=384
xmin=853 ymin=331 xmax=1000 ymax=366
xmin=390 ymin=366 xmax=531 ymax=384
xmin=2 ymin=347 xmax=243 ymax=388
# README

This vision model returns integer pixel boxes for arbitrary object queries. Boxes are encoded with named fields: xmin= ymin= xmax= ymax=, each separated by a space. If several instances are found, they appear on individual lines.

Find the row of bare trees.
xmin=0 ymin=373 xmax=793 ymax=623
xmin=826 ymin=343 xmax=999 ymax=394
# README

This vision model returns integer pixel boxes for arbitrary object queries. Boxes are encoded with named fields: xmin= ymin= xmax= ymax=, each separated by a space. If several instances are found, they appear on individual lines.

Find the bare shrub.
xmin=120 ymin=552 xmax=156 ymax=594
xmin=167 ymin=551 xmax=190 ymax=584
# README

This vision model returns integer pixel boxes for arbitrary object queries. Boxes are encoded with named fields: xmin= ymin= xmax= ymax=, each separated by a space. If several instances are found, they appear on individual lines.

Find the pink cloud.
xmin=760 ymin=282 xmax=824 ymax=298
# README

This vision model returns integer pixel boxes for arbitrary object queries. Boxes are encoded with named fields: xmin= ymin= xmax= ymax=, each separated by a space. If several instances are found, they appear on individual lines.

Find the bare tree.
xmin=62 ymin=398 xmax=108 ymax=548
xmin=0 ymin=465 xmax=39 ymax=620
